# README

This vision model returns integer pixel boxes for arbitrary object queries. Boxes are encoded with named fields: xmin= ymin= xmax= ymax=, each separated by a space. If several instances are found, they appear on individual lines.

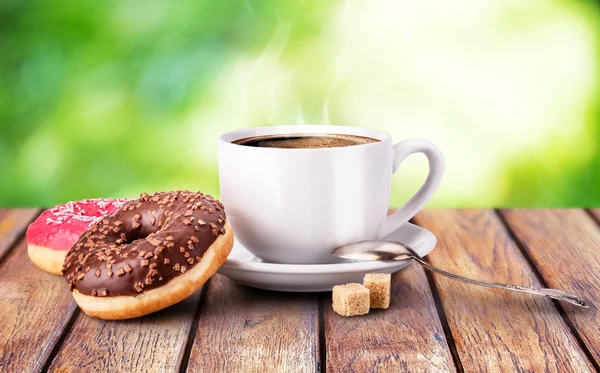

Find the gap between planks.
xmin=318 ymin=294 xmax=326 ymax=373
xmin=585 ymin=209 xmax=600 ymax=227
xmin=40 ymin=308 xmax=81 ymax=373
xmin=178 ymin=278 xmax=212 ymax=373
xmin=422 ymin=267 xmax=464 ymax=373
xmin=411 ymin=217 xmax=464 ymax=373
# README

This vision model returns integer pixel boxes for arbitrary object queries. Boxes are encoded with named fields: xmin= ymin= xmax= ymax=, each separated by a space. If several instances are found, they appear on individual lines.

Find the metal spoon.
xmin=331 ymin=241 xmax=588 ymax=308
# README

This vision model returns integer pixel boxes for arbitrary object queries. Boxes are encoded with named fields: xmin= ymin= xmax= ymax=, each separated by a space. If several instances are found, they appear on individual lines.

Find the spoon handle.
xmin=410 ymin=256 xmax=588 ymax=308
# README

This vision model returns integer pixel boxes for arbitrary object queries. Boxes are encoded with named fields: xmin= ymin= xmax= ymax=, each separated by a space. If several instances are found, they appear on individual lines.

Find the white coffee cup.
xmin=218 ymin=125 xmax=444 ymax=264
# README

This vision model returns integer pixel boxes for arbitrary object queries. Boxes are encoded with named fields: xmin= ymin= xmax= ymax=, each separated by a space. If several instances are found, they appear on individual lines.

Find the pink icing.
xmin=26 ymin=198 xmax=129 ymax=251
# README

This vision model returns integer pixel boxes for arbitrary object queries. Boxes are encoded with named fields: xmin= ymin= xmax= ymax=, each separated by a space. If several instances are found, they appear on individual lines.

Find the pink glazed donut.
xmin=26 ymin=199 xmax=129 ymax=275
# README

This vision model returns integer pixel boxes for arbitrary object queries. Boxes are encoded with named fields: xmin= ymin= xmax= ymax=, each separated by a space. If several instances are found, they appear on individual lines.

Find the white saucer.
xmin=217 ymin=223 xmax=436 ymax=292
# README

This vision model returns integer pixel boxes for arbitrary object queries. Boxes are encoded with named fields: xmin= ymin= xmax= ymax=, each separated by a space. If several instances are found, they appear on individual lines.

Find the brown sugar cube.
xmin=332 ymin=283 xmax=370 ymax=317
xmin=363 ymin=273 xmax=391 ymax=309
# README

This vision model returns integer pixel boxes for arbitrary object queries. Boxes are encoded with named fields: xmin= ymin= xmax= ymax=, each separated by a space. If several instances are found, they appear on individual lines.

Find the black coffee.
xmin=232 ymin=133 xmax=379 ymax=149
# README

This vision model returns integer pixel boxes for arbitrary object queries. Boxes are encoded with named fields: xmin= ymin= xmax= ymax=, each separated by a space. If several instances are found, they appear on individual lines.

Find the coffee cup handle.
xmin=378 ymin=139 xmax=445 ymax=239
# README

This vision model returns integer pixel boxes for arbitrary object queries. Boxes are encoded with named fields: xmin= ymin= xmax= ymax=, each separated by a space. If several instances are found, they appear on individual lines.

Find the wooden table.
xmin=0 ymin=209 xmax=599 ymax=372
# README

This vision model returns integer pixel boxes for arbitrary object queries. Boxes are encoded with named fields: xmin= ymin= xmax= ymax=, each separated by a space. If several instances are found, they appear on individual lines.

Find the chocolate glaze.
xmin=62 ymin=191 xmax=227 ymax=297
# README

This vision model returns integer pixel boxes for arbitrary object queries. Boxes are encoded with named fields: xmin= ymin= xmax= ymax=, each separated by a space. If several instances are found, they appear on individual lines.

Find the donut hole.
xmin=123 ymin=225 xmax=158 ymax=244
xmin=124 ymin=222 xmax=161 ymax=244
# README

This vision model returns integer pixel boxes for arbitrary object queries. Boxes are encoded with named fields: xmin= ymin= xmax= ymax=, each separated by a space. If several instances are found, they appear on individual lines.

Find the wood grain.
xmin=414 ymin=209 xmax=594 ymax=372
xmin=48 ymin=288 xmax=204 ymax=372
xmin=0 ymin=240 xmax=77 ymax=372
xmin=0 ymin=209 xmax=40 ymax=261
xmin=500 ymin=209 xmax=600 ymax=366
xmin=187 ymin=274 xmax=319 ymax=373
xmin=324 ymin=263 xmax=457 ymax=373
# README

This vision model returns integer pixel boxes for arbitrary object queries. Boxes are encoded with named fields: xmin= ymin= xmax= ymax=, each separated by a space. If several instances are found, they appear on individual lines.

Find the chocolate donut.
xmin=62 ymin=190 xmax=234 ymax=320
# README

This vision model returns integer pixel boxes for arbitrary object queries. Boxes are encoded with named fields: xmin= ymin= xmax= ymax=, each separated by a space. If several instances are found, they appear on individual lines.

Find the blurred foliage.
xmin=0 ymin=0 xmax=599 ymax=207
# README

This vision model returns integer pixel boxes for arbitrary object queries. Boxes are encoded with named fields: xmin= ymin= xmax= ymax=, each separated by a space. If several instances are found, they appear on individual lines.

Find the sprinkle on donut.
xmin=62 ymin=191 xmax=227 ymax=297
xmin=26 ymin=198 xmax=129 ymax=252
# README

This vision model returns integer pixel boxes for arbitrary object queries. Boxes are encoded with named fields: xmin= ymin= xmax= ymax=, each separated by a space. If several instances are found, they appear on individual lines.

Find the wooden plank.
xmin=0 ymin=240 xmax=77 ymax=372
xmin=500 ymin=209 xmax=600 ymax=366
xmin=324 ymin=263 xmax=457 ymax=372
xmin=48 ymin=288 xmax=203 ymax=372
xmin=187 ymin=274 xmax=319 ymax=372
xmin=0 ymin=209 xmax=40 ymax=261
xmin=413 ymin=209 xmax=594 ymax=372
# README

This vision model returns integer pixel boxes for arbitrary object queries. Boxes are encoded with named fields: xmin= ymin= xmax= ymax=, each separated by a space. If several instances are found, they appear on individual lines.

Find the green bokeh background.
xmin=1 ymin=0 xmax=599 ymax=207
